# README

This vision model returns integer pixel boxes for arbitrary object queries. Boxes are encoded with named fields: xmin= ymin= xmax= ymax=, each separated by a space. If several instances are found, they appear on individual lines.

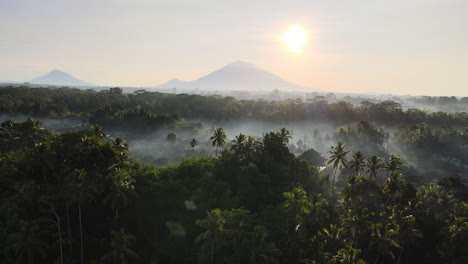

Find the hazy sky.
xmin=1 ymin=0 xmax=467 ymax=96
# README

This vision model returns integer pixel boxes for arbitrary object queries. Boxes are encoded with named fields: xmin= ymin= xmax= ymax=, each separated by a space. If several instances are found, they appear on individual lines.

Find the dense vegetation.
xmin=0 ymin=86 xmax=467 ymax=263
xmin=1 ymin=86 xmax=468 ymax=127
xmin=1 ymin=119 xmax=467 ymax=264
xmin=2 ymin=86 xmax=467 ymax=175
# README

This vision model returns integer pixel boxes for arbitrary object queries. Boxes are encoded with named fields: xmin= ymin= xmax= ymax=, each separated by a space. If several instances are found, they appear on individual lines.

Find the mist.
xmin=1 ymin=85 xmax=467 ymax=184
xmin=4 ymin=111 xmax=464 ymax=186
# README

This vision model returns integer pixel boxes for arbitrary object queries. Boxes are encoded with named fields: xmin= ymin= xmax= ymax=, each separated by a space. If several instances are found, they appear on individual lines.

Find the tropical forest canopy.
xmin=0 ymin=85 xmax=467 ymax=264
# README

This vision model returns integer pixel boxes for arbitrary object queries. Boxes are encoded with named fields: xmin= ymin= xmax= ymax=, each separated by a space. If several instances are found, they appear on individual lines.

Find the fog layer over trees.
xmin=0 ymin=85 xmax=467 ymax=264
xmin=1 ymin=86 xmax=467 ymax=178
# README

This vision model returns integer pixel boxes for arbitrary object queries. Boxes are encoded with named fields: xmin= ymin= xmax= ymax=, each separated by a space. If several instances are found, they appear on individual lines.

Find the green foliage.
xmin=333 ymin=245 xmax=367 ymax=264
xmin=210 ymin=127 xmax=227 ymax=156
xmin=3 ymin=86 xmax=468 ymax=127
xmin=348 ymin=151 xmax=365 ymax=176
xmin=328 ymin=142 xmax=350 ymax=185
xmin=101 ymin=229 xmax=139 ymax=264
xmin=281 ymin=187 xmax=310 ymax=230
xmin=89 ymin=105 xmax=201 ymax=134
xmin=364 ymin=155 xmax=383 ymax=179
xmin=335 ymin=121 xmax=387 ymax=156
xmin=0 ymin=120 xmax=467 ymax=264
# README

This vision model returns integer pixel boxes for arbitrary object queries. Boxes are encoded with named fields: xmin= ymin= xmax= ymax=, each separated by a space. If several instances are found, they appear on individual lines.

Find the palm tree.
xmin=248 ymin=226 xmax=281 ymax=264
xmin=101 ymin=229 xmax=139 ymax=264
xmin=308 ymin=194 xmax=332 ymax=227
xmin=342 ymin=206 xmax=371 ymax=248
xmin=341 ymin=175 xmax=366 ymax=204
xmin=223 ymin=208 xmax=253 ymax=264
xmin=210 ymin=127 xmax=227 ymax=156
xmin=67 ymin=170 xmax=94 ymax=264
xmin=327 ymin=142 xmax=350 ymax=186
xmin=244 ymin=136 xmax=260 ymax=160
xmin=369 ymin=222 xmax=398 ymax=264
xmin=104 ymin=169 xmax=135 ymax=223
xmin=382 ymin=171 xmax=407 ymax=204
xmin=383 ymin=154 xmax=402 ymax=175
xmin=365 ymin=155 xmax=382 ymax=179
xmin=387 ymin=206 xmax=421 ymax=264
xmin=196 ymin=209 xmax=225 ymax=264
xmin=348 ymin=151 xmax=365 ymax=176
xmin=49 ymin=204 xmax=64 ymax=264
xmin=7 ymin=220 xmax=47 ymax=264
xmin=190 ymin=138 xmax=197 ymax=149
xmin=281 ymin=187 xmax=310 ymax=229
xmin=231 ymin=133 xmax=247 ymax=159
xmin=277 ymin=128 xmax=292 ymax=144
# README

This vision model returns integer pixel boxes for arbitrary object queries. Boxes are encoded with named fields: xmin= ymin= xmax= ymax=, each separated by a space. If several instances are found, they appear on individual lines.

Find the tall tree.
xmin=281 ymin=187 xmax=310 ymax=230
xmin=387 ymin=206 xmax=421 ymax=264
xmin=101 ymin=229 xmax=139 ymax=264
xmin=383 ymin=154 xmax=402 ymax=175
xmin=190 ymin=138 xmax=197 ymax=149
xmin=103 ymin=168 xmax=135 ymax=223
xmin=277 ymin=128 xmax=292 ymax=145
xmin=341 ymin=175 xmax=366 ymax=205
xmin=248 ymin=226 xmax=281 ymax=264
xmin=196 ymin=209 xmax=225 ymax=264
xmin=223 ymin=208 xmax=254 ymax=264
xmin=327 ymin=142 xmax=350 ymax=186
xmin=231 ymin=133 xmax=247 ymax=160
xmin=244 ymin=136 xmax=261 ymax=161
xmin=66 ymin=169 xmax=94 ymax=264
xmin=48 ymin=204 xmax=64 ymax=264
xmin=368 ymin=221 xmax=398 ymax=263
xmin=7 ymin=220 xmax=47 ymax=264
xmin=278 ymin=127 xmax=292 ymax=144
xmin=210 ymin=127 xmax=227 ymax=156
xmin=364 ymin=155 xmax=382 ymax=179
xmin=348 ymin=151 xmax=365 ymax=176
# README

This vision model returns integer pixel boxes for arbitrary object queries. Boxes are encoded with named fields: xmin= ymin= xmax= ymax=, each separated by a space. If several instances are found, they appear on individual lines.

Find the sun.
xmin=283 ymin=26 xmax=307 ymax=52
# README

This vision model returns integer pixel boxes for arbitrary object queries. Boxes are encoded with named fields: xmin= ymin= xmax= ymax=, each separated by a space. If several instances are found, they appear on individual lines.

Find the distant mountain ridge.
xmin=157 ymin=79 xmax=189 ymax=89
xmin=30 ymin=69 xmax=93 ymax=86
xmin=152 ymin=61 xmax=318 ymax=92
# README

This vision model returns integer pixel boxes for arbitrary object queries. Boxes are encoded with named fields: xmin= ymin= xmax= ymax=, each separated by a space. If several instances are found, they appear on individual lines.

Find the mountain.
xmin=152 ymin=61 xmax=318 ymax=92
xmin=30 ymin=69 xmax=93 ymax=86
xmin=155 ymin=78 xmax=189 ymax=89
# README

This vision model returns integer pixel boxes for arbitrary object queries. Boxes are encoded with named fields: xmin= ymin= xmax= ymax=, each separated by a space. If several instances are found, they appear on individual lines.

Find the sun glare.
xmin=283 ymin=26 xmax=307 ymax=52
